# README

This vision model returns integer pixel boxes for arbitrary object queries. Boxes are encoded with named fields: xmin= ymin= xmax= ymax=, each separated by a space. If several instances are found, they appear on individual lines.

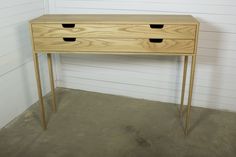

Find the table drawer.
xmin=32 ymin=24 xmax=196 ymax=39
xmin=33 ymin=38 xmax=194 ymax=54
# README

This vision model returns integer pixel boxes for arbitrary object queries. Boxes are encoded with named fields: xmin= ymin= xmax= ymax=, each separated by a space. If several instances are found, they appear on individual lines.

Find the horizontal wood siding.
xmin=0 ymin=0 xmax=49 ymax=128
xmin=49 ymin=0 xmax=236 ymax=111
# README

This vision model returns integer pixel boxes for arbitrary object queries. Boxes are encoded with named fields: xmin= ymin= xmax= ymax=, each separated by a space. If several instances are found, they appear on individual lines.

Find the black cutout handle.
xmin=62 ymin=24 xmax=75 ymax=28
xmin=63 ymin=38 xmax=76 ymax=42
xmin=150 ymin=24 xmax=164 ymax=29
xmin=149 ymin=38 xmax=163 ymax=43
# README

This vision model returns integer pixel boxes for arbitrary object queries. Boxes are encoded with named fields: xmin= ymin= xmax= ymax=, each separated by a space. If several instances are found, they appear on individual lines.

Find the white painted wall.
xmin=48 ymin=0 xmax=236 ymax=112
xmin=0 ymin=0 xmax=50 ymax=128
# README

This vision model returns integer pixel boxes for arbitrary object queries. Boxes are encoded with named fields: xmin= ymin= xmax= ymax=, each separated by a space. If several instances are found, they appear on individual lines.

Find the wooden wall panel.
xmin=48 ymin=0 xmax=236 ymax=111
xmin=0 ymin=0 xmax=50 ymax=128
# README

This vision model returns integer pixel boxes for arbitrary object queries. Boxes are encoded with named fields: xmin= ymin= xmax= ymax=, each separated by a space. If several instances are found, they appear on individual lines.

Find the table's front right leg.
xmin=33 ymin=52 xmax=47 ymax=129
xmin=180 ymin=56 xmax=188 ymax=116
xmin=184 ymin=55 xmax=197 ymax=135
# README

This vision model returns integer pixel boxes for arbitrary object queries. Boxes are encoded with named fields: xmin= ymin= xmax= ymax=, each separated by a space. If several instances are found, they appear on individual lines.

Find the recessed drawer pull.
xmin=62 ymin=24 xmax=75 ymax=28
xmin=63 ymin=37 xmax=76 ymax=42
xmin=150 ymin=24 xmax=164 ymax=29
xmin=149 ymin=38 xmax=163 ymax=43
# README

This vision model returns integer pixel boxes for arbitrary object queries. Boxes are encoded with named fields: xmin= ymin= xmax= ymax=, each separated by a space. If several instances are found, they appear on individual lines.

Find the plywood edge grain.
xmin=30 ymin=14 xmax=199 ymax=25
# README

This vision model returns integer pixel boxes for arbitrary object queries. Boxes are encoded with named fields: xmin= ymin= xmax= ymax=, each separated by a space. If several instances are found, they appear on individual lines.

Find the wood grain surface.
xmin=32 ymin=24 xmax=196 ymax=39
xmin=30 ymin=14 xmax=199 ymax=24
xmin=34 ymin=38 xmax=195 ymax=54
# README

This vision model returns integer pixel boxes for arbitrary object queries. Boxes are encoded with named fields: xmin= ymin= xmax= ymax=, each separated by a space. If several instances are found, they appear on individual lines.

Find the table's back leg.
xmin=33 ymin=53 xmax=47 ymax=129
xmin=180 ymin=56 xmax=188 ymax=116
xmin=47 ymin=53 xmax=56 ymax=112
xmin=184 ymin=55 xmax=196 ymax=135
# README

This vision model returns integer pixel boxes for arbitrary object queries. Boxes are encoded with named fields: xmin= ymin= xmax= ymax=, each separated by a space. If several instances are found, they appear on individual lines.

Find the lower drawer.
xmin=33 ymin=38 xmax=195 ymax=54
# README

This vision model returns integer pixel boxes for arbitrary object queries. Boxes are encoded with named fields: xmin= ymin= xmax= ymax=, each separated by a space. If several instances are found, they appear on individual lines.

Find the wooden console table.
xmin=29 ymin=14 xmax=199 ymax=135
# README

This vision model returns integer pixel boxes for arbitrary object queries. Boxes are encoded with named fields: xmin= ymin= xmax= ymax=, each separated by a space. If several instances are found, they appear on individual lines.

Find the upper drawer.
xmin=31 ymin=24 xmax=196 ymax=39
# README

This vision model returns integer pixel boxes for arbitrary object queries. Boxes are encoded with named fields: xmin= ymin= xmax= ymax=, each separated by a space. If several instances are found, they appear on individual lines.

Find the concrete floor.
xmin=0 ymin=88 xmax=236 ymax=157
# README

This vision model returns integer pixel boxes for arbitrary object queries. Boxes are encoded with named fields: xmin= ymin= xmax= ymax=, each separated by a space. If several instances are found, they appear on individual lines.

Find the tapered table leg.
xmin=180 ymin=56 xmax=188 ymax=116
xmin=47 ymin=53 xmax=56 ymax=112
xmin=185 ymin=55 xmax=196 ymax=135
xmin=33 ymin=53 xmax=47 ymax=129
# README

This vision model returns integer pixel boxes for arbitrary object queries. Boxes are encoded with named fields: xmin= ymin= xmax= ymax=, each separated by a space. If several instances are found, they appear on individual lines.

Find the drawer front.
xmin=32 ymin=24 xmax=196 ymax=39
xmin=34 ymin=38 xmax=194 ymax=54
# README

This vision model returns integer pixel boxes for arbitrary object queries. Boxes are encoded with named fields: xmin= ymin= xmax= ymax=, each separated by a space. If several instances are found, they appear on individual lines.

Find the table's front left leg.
xmin=33 ymin=52 xmax=47 ymax=129
xmin=47 ymin=53 xmax=56 ymax=112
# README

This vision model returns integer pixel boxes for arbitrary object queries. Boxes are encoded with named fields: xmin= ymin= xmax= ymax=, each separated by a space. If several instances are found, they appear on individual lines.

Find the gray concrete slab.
xmin=0 ymin=88 xmax=236 ymax=157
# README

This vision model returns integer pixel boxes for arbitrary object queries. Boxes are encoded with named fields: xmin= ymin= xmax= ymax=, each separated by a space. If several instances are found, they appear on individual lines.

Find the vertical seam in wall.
xmin=47 ymin=0 xmax=60 ymax=87
xmin=54 ymin=0 xmax=56 ymax=13
xmin=44 ymin=0 xmax=49 ymax=13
